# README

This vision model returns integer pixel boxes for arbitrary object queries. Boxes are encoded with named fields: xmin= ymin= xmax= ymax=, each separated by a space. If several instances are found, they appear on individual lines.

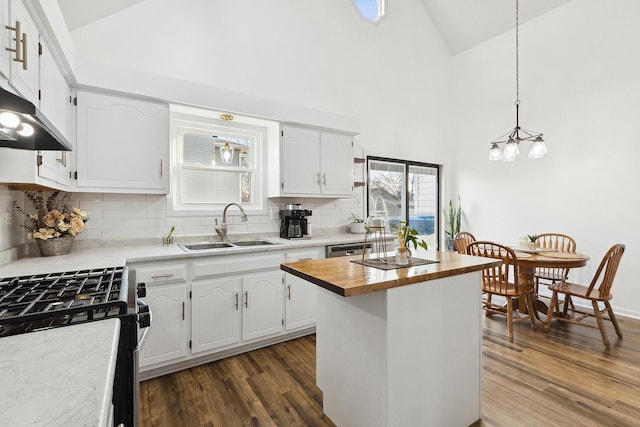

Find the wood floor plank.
xmin=141 ymin=314 xmax=640 ymax=427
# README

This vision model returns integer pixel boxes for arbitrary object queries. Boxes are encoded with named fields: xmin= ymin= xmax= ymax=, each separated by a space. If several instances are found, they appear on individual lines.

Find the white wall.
xmin=452 ymin=0 xmax=640 ymax=317
xmin=69 ymin=0 xmax=453 ymax=167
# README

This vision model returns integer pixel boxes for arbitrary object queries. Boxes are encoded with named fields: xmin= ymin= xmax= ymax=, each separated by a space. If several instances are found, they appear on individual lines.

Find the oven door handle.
xmin=137 ymin=299 xmax=152 ymax=348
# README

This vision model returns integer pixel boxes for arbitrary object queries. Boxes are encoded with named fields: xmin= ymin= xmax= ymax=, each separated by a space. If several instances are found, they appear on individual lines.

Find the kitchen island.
xmin=281 ymin=251 xmax=501 ymax=427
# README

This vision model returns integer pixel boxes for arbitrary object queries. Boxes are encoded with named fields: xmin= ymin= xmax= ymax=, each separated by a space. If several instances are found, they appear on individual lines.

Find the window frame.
xmin=366 ymin=155 xmax=441 ymax=249
xmin=167 ymin=107 xmax=274 ymax=217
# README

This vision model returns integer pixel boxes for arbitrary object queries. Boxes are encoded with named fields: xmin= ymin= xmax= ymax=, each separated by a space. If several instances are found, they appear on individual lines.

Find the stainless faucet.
xmin=215 ymin=203 xmax=248 ymax=241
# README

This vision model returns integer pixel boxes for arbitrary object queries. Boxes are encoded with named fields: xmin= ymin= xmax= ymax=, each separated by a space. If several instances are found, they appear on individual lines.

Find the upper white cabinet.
xmin=39 ymin=38 xmax=69 ymax=139
xmin=0 ymin=0 xmax=10 ymax=79
xmin=277 ymin=124 xmax=353 ymax=197
xmin=75 ymin=89 xmax=169 ymax=193
xmin=7 ymin=0 xmax=38 ymax=105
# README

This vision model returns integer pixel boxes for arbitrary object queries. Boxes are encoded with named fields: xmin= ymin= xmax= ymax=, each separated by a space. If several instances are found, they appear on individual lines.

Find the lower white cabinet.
xmin=191 ymin=276 xmax=241 ymax=354
xmin=242 ymin=270 xmax=284 ymax=341
xmin=284 ymin=248 xmax=323 ymax=330
xmin=132 ymin=247 xmax=321 ymax=375
xmin=140 ymin=283 xmax=189 ymax=367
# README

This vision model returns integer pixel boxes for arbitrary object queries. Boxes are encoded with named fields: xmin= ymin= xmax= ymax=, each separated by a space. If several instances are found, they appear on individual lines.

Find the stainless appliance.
xmin=0 ymin=86 xmax=72 ymax=151
xmin=280 ymin=208 xmax=312 ymax=239
xmin=326 ymin=242 xmax=372 ymax=258
xmin=0 ymin=266 xmax=150 ymax=426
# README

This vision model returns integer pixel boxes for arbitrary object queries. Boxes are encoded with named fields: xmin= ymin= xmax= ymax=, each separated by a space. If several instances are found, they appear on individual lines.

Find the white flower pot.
xmin=350 ymin=222 xmax=366 ymax=234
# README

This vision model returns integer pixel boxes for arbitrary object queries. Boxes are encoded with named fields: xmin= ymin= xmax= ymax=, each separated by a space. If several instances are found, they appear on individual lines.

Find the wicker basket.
xmin=36 ymin=236 xmax=75 ymax=257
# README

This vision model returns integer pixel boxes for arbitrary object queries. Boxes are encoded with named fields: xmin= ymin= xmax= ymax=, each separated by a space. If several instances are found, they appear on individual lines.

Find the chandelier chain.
xmin=515 ymin=0 xmax=520 ymax=105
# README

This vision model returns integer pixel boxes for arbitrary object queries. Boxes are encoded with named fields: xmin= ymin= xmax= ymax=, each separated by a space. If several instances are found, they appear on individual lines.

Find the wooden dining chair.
xmin=453 ymin=231 xmax=476 ymax=255
xmin=535 ymin=233 xmax=578 ymax=311
xmin=544 ymin=244 xmax=625 ymax=349
xmin=535 ymin=233 xmax=577 ymax=288
xmin=467 ymin=241 xmax=537 ymax=342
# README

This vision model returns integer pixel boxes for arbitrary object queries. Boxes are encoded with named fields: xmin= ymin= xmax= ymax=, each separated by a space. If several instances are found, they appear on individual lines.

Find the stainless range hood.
xmin=0 ymin=86 xmax=72 ymax=151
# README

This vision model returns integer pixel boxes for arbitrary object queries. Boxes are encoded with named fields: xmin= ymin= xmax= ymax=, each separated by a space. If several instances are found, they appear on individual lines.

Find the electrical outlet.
xmin=270 ymin=207 xmax=279 ymax=220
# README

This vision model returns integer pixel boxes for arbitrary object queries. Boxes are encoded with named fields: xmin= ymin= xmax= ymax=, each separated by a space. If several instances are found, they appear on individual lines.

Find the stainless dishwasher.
xmin=325 ymin=242 xmax=372 ymax=258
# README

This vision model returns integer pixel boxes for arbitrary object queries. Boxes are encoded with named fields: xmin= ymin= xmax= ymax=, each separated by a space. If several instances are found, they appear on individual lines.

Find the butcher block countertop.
xmin=280 ymin=250 xmax=502 ymax=297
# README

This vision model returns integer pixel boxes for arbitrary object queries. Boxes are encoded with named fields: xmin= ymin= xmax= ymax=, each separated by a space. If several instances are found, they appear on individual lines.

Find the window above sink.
xmin=168 ymin=105 xmax=279 ymax=217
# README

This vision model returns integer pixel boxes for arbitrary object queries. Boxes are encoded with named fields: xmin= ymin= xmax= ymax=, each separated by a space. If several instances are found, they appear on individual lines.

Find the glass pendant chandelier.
xmin=489 ymin=0 xmax=546 ymax=162
xmin=218 ymin=114 xmax=235 ymax=164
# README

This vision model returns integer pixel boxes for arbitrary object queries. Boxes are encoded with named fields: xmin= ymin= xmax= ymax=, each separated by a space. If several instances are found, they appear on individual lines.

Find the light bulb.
xmin=503 ymin=138 xmax=519 ymax=161
xmin=489 ymin=143 xmax=503 ymax=161
xmin=16 ymin=123 xmax=34 ymax=137
xmin=528 ymin=137 xmax=547 ymax=159
xmin=0 ymin=112 xmax=20 ymax=129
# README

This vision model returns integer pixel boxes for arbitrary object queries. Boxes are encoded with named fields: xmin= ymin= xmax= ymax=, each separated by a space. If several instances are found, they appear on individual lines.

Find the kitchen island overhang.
xmin=281 ymin=251 xmax=501 ymax=427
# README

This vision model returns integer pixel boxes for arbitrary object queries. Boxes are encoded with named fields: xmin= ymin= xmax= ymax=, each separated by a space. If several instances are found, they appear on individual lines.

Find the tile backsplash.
xmin=3 ymin=185 xmax=364 ymax=249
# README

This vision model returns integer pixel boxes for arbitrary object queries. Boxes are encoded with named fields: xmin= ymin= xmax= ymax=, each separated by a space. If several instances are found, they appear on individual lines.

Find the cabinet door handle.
xmin=20 ymin=31 xmax=27 ymax=71
xmin=150 ymin=274 xmax=174 ymax=279
xmin=298 ymin=258 xmax=312 ymax=261
xmin=287 ymin=284 xmax=291 ymax=300
xmin=322 ymin=172 xmax=327 ymax=186
xmin=244 ymin=291 xmax=248 ymax=308
xmin=181 ymin=301 xmax=185 ymax=320
xmin=234 ymin=292 xmax=239 ymax=310
xmin=315 ymin=172 xmax=320 ymax=184
xmin=5 ymin=21 xmax=22 ymax=63
xmin=57 ymin=151 xmax=67 ymax=167
xmin=160 ymin=159 xmax=163 ymax=177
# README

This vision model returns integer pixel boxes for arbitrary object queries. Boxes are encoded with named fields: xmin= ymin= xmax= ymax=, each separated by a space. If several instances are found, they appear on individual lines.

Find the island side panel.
xmin=316 ymin=287 xmax=388 ymax=427
xmin=386 ymin=272 xmax=482 ymax=426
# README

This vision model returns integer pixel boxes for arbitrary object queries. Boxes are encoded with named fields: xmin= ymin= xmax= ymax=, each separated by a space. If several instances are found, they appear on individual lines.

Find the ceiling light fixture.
xmin=489 ymin=0 xmax=546 ymax=162
xmin=218 ymin=114 xmax=235 ymax=164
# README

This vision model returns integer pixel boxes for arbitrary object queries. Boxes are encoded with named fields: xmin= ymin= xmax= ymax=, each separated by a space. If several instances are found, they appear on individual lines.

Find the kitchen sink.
xmin=179 ymin=242 xmax=234 ymax=251
xmin=231 ymin=240 xmax=281 ymax=246
xmin=178 ymin=239 xmax=281 ymax=251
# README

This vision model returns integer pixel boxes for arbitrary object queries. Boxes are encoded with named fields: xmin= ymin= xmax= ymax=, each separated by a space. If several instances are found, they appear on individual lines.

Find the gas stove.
xmin=0 ymin=267 xmax=130 ymax=337
xmin=0 ymin=265 xmax=149 ymax=426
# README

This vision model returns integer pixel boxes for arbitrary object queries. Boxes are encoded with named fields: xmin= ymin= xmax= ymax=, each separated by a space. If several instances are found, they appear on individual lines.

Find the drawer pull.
xmin=298 ymin=258 xmax=312 ymax=261
xmin=181 ymin=301 xmax=185 ymax=320
xmin=150 ymin=274 xmax=174 ymax=279
xmin=235 ymin=292 xmax=239 ymax=310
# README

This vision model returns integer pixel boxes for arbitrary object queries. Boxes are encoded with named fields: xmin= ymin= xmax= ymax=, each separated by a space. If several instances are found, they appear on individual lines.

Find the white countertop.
xmin=0 ymin=319 xmax=120 ymax=427
xmin=0 ymin=233 xmax=372 ymax=277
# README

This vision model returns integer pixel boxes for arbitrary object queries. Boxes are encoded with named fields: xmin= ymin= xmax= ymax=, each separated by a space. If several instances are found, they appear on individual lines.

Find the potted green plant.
xmin=350 ymin=213 xmax=366 ymax=234
xmin=443 ymin=196 xmax=462 ymax=251
xmin=527 ymin=234 xmax=538 ymax=250
xmin=392 ymin=221 xmax=428 ymax=265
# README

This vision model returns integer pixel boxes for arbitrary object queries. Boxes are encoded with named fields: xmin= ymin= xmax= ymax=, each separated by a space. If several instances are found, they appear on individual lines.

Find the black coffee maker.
xmin=280 ymin=207 xmax=312 ymax=239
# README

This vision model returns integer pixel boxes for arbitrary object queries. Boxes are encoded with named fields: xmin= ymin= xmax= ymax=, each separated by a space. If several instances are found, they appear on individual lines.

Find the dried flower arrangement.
xmin=13 ymin=191 xmax=88 ymax=240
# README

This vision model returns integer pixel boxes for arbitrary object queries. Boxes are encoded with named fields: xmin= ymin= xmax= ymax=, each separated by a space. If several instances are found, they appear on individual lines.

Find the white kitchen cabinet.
xmin=242 ymin=269 xmax=284 ymax=341
xmin=8 ymin=0 xmax=39 ymax=105
xmin=75 ymin=89 xmax=169 ymax=194
xmin=284 ymin=248 xmax=323 ymax=331
xmin=140 ymin=283 xmax=189 ymax=368
xmin=133 ymin=261 xmax=189 ymax=368
xmin=191 ymin=276 xmax=242 ymax=354
xmin=278 ymin=124 xmax=353 ymax=197
xmin=39 ymin=38 xmax=69 ymax=140
xmin=37 ymin=39 xmax=71 ymax=186
xmin=0 ymin=0 xmax=10 ymax=79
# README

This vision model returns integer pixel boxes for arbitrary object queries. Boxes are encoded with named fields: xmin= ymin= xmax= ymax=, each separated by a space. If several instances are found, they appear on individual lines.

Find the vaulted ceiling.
xmin=56 ymin=0 xmax=571 ymax=55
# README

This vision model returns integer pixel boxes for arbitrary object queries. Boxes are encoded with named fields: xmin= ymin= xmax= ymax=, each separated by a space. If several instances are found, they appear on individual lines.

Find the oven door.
xmin=133 ymin=299 xmax=151 ymax=427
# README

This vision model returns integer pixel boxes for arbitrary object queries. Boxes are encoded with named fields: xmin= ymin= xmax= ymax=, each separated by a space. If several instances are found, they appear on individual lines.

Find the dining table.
xmin=513 ymin=248 xmax=590 ymax=316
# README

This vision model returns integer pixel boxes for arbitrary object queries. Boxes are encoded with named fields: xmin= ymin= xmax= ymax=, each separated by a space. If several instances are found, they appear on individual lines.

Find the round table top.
xmin=513 ymin=249 xmax=589 ymax=269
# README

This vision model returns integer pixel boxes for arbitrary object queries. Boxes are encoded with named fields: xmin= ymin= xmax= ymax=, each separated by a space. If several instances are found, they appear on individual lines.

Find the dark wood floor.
xmin=140 ymin=314 xmax=640 ymax=427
